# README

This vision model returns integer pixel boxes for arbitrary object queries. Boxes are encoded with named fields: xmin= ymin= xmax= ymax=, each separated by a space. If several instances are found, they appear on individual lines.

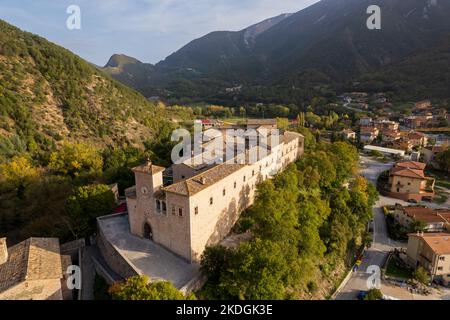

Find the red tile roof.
xmin=390 ymin=167 xmax=425 ymax=179
xmin=395 ymin=161 xmax=426 ymax=170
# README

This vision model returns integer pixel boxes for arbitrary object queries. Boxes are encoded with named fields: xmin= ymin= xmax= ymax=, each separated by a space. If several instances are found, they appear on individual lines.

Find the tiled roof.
xmin=414 ymin=233 xmax=450 ymax=255
xmin=132 ymin=161 xmax=165 ymax=175
xmin=0 ymin=238 xmax=63 ymax=293
xmin=408 ymin=132 xmax=425 ymax=140
xmin=401 ymin=207 xmax=450 ymax=223
xmin=163 ymin=163 xmax=246 ymax=196
xmin=395 ymin=161 xmax=426 ymax=170
xmin=390 ymin=167 xmax=425 ymax=179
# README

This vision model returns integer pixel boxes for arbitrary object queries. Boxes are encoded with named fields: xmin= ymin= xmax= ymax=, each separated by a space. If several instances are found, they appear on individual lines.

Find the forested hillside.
xmin=0 ymin=19 xmax=171 ymax=164
xmin=200 ymin=135 xmax=378 ymax=299
xmin=0 ymin=19 xmax=177 ymax=245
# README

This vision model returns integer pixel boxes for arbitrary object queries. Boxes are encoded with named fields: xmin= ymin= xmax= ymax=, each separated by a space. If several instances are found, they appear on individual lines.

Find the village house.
xmin=359 ymin=116 xmax=372 ymax=126
xmin=394 ymin=205 xmax=450 ymax=232
xmin=375 ymin=119 xmax=399 ymax=132
xmin=0 ymin=238 xmax=72 ymax=300
xmin=388 ymin=161 xmax=435 ymax=202
xmin=406 ymin=232 xmax=450 ymax=286
xmin=407 ymin=131 xmax=428 ymax=148
xmin=423 ymin=145 xmax=449 ymax=171
xmin=359 ymin=126 xmax=379 ymax=144
xmin=341 ymin=129 xmax=356 ymax=140
xmin=381 ymin=130 xmax=401 ymax=143
xmin=391 ymin=139 xmax=414 ymax=153
xmin=414 ymin=100 xmax=432 ymax=111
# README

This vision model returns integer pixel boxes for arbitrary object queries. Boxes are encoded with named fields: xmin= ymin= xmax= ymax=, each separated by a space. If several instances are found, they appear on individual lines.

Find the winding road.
xmin=336 ymin=156 xmax=406 ymax=300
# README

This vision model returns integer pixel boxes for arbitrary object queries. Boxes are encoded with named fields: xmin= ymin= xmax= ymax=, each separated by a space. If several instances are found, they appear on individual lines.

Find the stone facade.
xmin=126 ymin=127 xmax=304 ymax=263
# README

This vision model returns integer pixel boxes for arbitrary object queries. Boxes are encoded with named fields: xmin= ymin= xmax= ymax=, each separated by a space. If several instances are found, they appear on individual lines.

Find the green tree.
xmin=0 ymin=156 xmax=39 ymax=197
xmin=66 ymin=184 xmax=115 ymax=238
xmin=276 ymin=118 xmax=290 ymax=131
xmin=435 ymin=147 xmax=450 ymax=172
xmin=364 ymin=288 xmax=383 ymax=300
xmin=413 ymin=267 xmax=430 ymax=285
xmin=49 ymin=142 xmax=103 ymax=178
xmin=109 ymin=275 xmax=193 ymax=300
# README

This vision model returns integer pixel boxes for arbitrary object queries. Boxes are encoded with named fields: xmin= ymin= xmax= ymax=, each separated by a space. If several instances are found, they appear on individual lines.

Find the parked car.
xmin=357 ymin=291 xmax=367 ymax=300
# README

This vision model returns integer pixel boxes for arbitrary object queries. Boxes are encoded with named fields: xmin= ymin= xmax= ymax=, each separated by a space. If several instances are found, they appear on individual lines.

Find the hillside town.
xmin=1 ymin=0 xmax=450 ymax=308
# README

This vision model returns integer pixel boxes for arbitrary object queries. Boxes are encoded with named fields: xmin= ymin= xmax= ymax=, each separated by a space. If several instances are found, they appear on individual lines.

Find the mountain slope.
xmin=103 ymin=54 xmax=155 ymax=89
xmin=355 ymin=34 xmax=450 ymax=100
xmin=0 ymin=19 xmax=170 ymax=162
xmin=103 ymin=0 xmax=450 ymax=102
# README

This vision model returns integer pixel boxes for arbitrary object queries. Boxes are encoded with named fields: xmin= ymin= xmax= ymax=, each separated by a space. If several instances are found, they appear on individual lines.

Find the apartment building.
xmin=406 ymin=233 xmax=450 ymax=286
xmin=125 ymin=123 xmax=304 ymax=263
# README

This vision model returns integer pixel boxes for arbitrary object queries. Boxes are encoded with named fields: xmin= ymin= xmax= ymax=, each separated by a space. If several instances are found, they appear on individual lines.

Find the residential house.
xmin=394 ymin=205 xmax=450 ymax=232
xmin=406 ymin=232 xmax=450 ymax=286
xmin=415 ymin=100 xmax=432 ymax=111
xmin=341 ymin=129 xmax=356 ymax=140
xmin=407 ymin=131 xmax=428 ymax=148
xmin=359 ymin=116 xmax=372 ymax=126
xmin=360 ymin=126 xmax=379 ymax=144
xmin=423 ymin=145 xmax=449 ymax=171
xmin=382 ymin=130 xmax=401 ymax=143
xmin=388 ymin=161 xmax=435 ymax=201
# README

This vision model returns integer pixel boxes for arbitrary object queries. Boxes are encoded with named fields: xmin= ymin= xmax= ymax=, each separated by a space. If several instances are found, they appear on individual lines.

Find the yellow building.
xmin=388 ymin=161 xmax=435 ymax=202
xmin=407 ymin=233 xmax=450 ymax=286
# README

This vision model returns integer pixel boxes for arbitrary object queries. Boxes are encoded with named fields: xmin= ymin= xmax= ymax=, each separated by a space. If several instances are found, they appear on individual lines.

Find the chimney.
xmin=200 ymin=177 xmax=207 ymax=185
xmin=0 ymin=238 xmax=7 ymax=265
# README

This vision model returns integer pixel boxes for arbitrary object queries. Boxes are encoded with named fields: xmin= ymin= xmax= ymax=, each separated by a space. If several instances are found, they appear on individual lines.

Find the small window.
xmin=440 ymin=257 xmax=445 ymax=261
xmin=259 ymin=165 xmax=262 ymax=171
xmin=181 ymin=175 xmax=185 ymax=179
xmin=156 ymin=200 xmax=161 ymax=212
xmin=178 ymin=208 xmax=183 ymax=217
xmin=210 ymin=197 xmax=213 ymax=205
xmin=162 ymin=201 xmax=167 ymax=214
xmin=234 ymin=181 xmax=237 ymax=189
xmin=252 ymin=170 xmax=255 ymax=176
xmin=195 ymin=207 xmax=199 ymax=215
xmin=223 ymin=189 xmax=226 ymax=196
xmin=438 ymin=267 xmax=443 ymax=271
xmin=243 ymin=176 xmax=246 ymax=182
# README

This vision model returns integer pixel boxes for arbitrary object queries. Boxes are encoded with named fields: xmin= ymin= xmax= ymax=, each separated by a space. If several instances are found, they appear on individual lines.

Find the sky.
xmin=0 ymin=0 xmax=319 ymax=66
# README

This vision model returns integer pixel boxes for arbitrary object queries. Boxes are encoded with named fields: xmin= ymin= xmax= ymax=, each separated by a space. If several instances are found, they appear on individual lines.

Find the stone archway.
xmin=143 ymin=223 xmax=153 ymax=240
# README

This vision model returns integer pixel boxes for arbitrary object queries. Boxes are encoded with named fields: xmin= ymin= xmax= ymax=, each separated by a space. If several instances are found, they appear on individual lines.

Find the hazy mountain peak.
xmin=105 ymin=54 xmax=141 ymax=68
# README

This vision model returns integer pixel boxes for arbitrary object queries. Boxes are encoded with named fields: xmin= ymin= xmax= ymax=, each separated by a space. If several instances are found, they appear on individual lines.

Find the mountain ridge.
xmin=101 ymin=0 xmax=450 ymax=103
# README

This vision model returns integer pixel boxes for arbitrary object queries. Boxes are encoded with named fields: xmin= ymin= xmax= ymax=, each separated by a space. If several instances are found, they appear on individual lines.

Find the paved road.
xmin=336 ymin=156 xmax=406 ymax=300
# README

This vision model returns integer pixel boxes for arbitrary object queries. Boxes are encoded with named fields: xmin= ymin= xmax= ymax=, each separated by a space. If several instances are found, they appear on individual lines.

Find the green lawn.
xmin=385 ymin=255 xmax=413 ymax=280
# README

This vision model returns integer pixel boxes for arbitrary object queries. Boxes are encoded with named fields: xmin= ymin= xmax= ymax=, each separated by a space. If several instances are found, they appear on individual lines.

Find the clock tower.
xmin=127 ymin=160 xmax=165 ymax=237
